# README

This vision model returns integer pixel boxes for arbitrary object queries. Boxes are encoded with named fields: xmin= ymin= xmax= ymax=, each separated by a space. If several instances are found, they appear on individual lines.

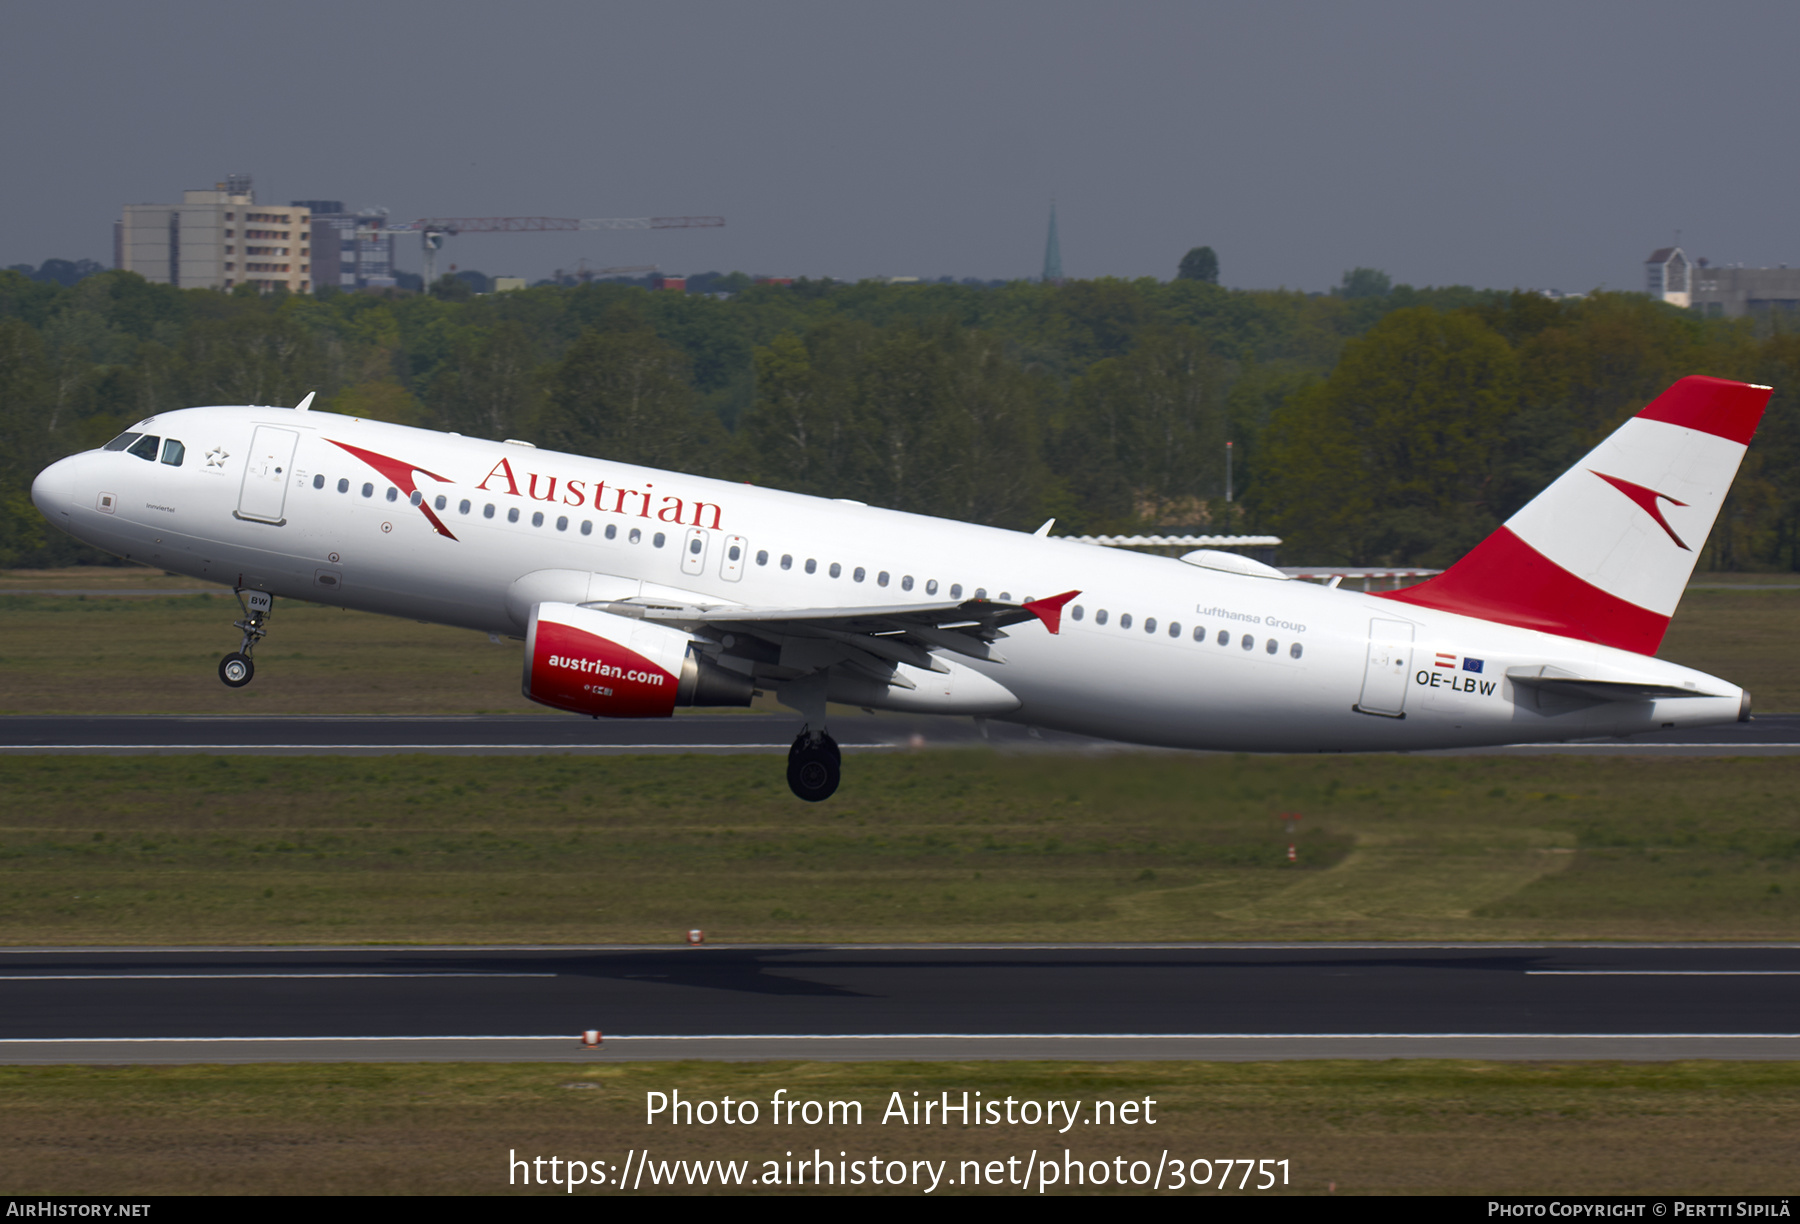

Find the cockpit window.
xmin=160 ymin=439 xmax=185 ymax=467
xmin=126 ymin=434 xmax=161 ymax=462
xmin=102 ymin=432 xmax=142 ymax=452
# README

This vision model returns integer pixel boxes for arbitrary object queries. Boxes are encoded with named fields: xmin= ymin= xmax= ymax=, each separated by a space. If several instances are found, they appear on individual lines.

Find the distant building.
xmin=1646 ymin=246 xmax=1691 ymax=308
xmin=650 ymin=273 xmax=686 ymax=292
xmin=1043 ymin=202 xmax=1064 ymax=285
xmin=116 ymin=176 xmax=310 ymax=293
xmin=294 ymin=201 xmax=397 ymax=290
xmin=1689 ymin=260 xmax=1800 ymax=319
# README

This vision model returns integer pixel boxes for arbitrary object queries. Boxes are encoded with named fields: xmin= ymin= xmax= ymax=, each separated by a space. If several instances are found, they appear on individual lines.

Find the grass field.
xmin=3 ymin=1061 xmax=1795 ymax=1195
xmin=3 ymin=752 xmax=1797 ymax=944
xmin=2 ymin=566 xmax=1798 ymax=713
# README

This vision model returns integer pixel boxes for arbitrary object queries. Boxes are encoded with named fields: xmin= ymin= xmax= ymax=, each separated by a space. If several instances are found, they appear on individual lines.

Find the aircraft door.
xmin=235 ymin=426 xmax=300 ymax=525
xmin=1356 ymin=618 xmax=1415 ymax=717
xmin=720 ymin=534 xmax=748 ymax=581
xmin=681 ymin=526 xmax=710 ymax=576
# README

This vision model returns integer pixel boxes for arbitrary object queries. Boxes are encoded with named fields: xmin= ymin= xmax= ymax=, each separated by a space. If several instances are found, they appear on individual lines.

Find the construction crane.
xmin=354 ymin=216 xmax=724 ymax=287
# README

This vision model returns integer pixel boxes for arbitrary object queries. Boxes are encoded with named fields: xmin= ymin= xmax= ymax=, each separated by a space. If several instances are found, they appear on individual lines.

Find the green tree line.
xmin=4 ymin=268 xmax=1799 ymax=570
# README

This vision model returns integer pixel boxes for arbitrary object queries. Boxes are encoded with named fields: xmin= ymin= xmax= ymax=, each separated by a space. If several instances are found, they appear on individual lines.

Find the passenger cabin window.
xmin=580 ymin=521 xmax=592 ymax=535
xmin=1072 ymin=605 xmax=1084 ymax=621
xmin=781 ymin=554 xmax=792 ymax=570
xmin=925 ymin=579 xmax=938 ymax=595
xmin=483 ymin=503 xmax=495 ymax=518
xmin=829 ymin=563 xmax=841 ymax=578
xmin=386 ymin=487 xmax=399 ymax=502
xmin=1216 ymin=630 xmax=1229 ymax=646
xmin=899 ymin=575 xmax=911 ymax=591
xmin=1096 ymin=609 xmax=1109 ymax=625
xmin=1290 ymin=642 xmax=1304 ymax=659
xmin=757 ymin=550 xmax=769 ymax=566
xmin=805 ymin=559 xmax=817 ymax=574
xmin=1240 ymin=634 xmax=1254 ymax=651
xmin=653 ymin=532 xmax=666 ymax=548
xmin=434 ymin=495 xmax=447 ymax=510
xmin=127 ymin=434 xmax=160 ymax=462
xmin=1192 ymin=626 xmax=1205 ymax=641
xmin=508 ymin=508 xmax=520 ymax=523
xmin=159 ymin=440 xmax=185 ymax=466
xmin=1169 ymin=622 xmax=1181 ymax=638
xmin=629 ymin=528 xmax=641 ymax=544
xmin=531 ymin=511 xmax=544 ymax=527
xmin=459 ymin=499 xmax=471 ymax=514
xmin=605 ymin=524 xmax=617 ymax=539
xmin=362 ymin=483 xmax=374 ymax=498
xmin=312 ymin=474 xmax=324 ymax=489
xmin=690 ymin=538 xmax=704 ymax=555
xmin=102 ymin=432 xmax=142 ymax=452
xmin=950 ymin=584 xmax=962 ymax=598
xmin=556 ymin=516 xmax=568 ymax=531
xmin=852 ymin=567 xmax=865 ymax=582
xmin=338 ymin=479 xmax=350 ymax=493
xmin=1144 ymin=618 xmax=1156 ymax=634
xmin=1265 ymin=638 xmax=1279 ymax=655
xmin=1120 ymin=613 xmax=1133 ymax=629
xmin=410 ymin=491 xmax=423 ymax=506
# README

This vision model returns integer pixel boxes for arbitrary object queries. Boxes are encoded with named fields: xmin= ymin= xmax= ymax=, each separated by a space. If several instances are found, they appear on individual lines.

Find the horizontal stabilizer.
xmin=1504 ymin=664 xmax=1719 ymax=703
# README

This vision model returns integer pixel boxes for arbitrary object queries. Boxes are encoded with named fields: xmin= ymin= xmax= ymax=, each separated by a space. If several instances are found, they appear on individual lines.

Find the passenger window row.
xmin=1067 ymin=604 xmax=1303 ymax=659
xmin=308 ymin=475 xmax=683 ymax=546
xmin=304 ymin=476 xmax=1016 ymax=595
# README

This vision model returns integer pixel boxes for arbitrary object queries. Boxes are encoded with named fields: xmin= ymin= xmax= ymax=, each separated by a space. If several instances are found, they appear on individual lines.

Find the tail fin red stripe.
xmin=1377 ymin=526 xmax=1669 ymax=654
xmin=1634 ymin=375 xmax=1768 ymax=445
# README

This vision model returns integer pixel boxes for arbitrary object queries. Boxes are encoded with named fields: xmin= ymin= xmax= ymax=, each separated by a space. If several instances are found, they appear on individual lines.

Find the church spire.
xmin=1042 ymin=200 xmax=1064 ymax=284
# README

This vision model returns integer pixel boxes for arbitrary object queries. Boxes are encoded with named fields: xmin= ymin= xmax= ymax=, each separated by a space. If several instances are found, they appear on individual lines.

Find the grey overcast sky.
xmin=4 ymin=1 xmax=1796 ymax=293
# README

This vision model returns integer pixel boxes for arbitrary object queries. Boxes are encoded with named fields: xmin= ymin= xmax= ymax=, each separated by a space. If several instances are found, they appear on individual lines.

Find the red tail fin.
xmin=1377 ymin=376 xmax=1769 ymax=654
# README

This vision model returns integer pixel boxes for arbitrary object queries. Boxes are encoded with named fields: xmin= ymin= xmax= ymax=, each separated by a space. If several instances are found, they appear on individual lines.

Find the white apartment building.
xmin=115 ymin=176 xmax=311 ymax=293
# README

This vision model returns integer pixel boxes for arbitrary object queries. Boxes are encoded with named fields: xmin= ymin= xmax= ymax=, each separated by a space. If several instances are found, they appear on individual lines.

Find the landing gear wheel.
xmin=219 ymin=652 xmax=255 ymax=688
xmin=787 ymin=746 xmax=840 ymax=802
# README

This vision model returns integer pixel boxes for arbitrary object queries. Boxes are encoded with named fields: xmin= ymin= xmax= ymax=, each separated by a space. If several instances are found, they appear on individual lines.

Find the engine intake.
xmin=523 ymin=602 xmax=752 ymax=718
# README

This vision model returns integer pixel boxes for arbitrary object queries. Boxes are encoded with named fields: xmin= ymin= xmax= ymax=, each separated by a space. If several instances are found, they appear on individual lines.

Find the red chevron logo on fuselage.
xmin=1590 ymin=470 xmax=1690 ymax=551
xmin=329 ymin=439 xmax=459 ymax=540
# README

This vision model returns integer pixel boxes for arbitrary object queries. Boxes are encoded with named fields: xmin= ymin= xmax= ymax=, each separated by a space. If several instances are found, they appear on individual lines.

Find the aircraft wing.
xmin=588 ymin=591 xmax=1079 ymax=672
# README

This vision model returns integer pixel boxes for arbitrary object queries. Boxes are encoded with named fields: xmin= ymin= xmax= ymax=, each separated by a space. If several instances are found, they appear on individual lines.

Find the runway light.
xmin=582 ymin=1030 xmax=602 ymax=1048
xmin=686 ymin=929 xmax=705 ymax=945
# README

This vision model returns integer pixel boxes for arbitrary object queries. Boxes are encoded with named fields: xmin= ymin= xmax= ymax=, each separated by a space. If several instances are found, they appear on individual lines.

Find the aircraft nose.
xmin=31 ymin=455 xmax=77 ymax=519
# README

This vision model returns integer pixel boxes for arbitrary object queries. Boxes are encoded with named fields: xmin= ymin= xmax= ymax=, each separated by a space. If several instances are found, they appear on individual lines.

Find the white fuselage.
xmin=31 ymin=405 xmax=1745 ymax=750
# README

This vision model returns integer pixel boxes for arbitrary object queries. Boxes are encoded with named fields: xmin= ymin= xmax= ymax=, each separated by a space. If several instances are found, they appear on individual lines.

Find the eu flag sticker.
xmin=1462 ymin=657 xmax=1485 ymax=674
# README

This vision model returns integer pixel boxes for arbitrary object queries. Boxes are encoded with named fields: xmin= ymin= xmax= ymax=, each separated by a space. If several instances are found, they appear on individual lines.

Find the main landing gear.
xmin=219 ymin=589 xmax=273 ymax=689
xmin=787 ymin=727 xmax=841 ymax=802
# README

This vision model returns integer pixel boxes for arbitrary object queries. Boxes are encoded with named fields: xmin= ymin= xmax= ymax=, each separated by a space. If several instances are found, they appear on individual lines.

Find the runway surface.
xmin=3 ymin=943 xmax=1797 ymax=1062
xmin=3 ymin=712 xmax=1798 ymax=755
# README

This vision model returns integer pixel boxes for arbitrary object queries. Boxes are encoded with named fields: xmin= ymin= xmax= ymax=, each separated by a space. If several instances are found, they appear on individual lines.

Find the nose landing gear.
xmin=219 ymin=589 xmax=273 ymax=688
xmin=787 ymin=727 xmax=841 ymax=802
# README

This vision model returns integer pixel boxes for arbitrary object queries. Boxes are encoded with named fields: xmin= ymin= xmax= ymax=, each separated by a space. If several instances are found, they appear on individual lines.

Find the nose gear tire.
xmin=219 ymin=652 xmax=255 ymax=688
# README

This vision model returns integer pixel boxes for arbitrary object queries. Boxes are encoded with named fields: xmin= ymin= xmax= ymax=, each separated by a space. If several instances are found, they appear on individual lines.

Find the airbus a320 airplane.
xmin=30 ymin=375 xmax=1766 ymax=800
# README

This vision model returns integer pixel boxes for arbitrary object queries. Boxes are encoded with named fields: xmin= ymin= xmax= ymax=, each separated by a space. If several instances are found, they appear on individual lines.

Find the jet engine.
xmin=523 ymin=601 xmax=752 ymax=718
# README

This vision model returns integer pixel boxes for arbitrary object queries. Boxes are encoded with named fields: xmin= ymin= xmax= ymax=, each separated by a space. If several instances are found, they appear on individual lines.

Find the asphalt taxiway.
xmin=2 ymin=943 xmax=1796 ymax=1063
xmin=3 ymin=712 xmax=1797 ymax=756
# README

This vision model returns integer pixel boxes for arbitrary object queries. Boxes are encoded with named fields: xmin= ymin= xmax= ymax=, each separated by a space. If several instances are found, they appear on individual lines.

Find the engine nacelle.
xmin=523 ymin=602 xmax=752 ymax=718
